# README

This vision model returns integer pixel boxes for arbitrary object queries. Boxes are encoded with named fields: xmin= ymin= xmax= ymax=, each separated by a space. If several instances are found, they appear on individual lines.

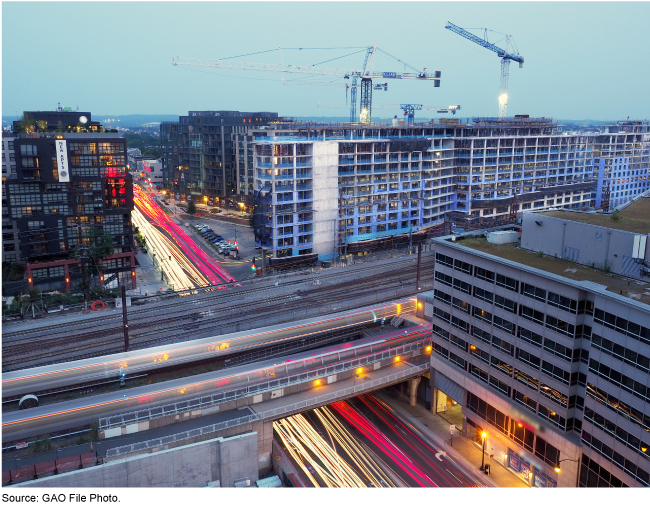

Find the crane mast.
xmin=445 ymin=21 xmax=524 ymax=118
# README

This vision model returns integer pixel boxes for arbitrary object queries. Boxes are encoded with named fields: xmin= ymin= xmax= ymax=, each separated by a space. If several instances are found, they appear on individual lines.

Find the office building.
xmin=426 ymin=197 xmax=650 ymax=487
xmin=252 ymin=117 xmax=596 ymax=262
xmin=160 ymin=111 xmax=280 ymax=202
xmin=4 ymin=114 xmax=136 ymax=292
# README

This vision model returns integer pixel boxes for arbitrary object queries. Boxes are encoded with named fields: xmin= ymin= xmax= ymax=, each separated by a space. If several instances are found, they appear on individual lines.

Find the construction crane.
xmin=318 ymin=102 xmax=461 ymax=124
xmin=445 ymin=21 xmax=524 ymax=118
xmin=172 ymin=45 xmax=440 ymax=124
xmin=282 ymin=80 xmax=388 ymax=105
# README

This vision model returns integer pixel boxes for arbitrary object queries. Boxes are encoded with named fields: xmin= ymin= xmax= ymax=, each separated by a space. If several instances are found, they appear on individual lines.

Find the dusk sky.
xmin=3 ymin=2 xmax=649 ymax=121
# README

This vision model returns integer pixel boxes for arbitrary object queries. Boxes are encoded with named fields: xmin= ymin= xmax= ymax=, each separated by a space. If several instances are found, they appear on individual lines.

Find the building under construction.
xmin=251 ymin=116 xmax=598 ymax=263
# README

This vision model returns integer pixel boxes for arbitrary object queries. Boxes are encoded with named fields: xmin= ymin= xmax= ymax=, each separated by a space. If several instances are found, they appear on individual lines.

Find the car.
xmin=196 ymin=224 xmax=208 ymax=230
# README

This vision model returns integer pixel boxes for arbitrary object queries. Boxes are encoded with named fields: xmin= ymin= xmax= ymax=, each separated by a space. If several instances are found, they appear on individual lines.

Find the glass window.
xmin=522 ymin=283 xmax=546 ymax=301
xmin=475 ymin=266 xmax=495 ymax=282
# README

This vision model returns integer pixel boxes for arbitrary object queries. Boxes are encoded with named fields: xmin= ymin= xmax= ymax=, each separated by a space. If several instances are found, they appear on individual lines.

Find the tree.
xmin=18 ymin=113 xmax=35 ymax=133
xmin=56 ymin=121 xmax=66 ymax=133
xmin=70 ymin=228 xmax=114 ymax=289
xmin=187 ymin=200 xmax=196 ymax=216
xmin=36 ymin=120 xmax=48 ymax=132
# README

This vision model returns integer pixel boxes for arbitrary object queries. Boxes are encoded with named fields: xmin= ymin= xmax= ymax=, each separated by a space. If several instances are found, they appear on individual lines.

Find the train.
xmin=2 ymin=298 xmax=415 ymax=401
xmin=2 ymin=318 xmax=431 ymax=442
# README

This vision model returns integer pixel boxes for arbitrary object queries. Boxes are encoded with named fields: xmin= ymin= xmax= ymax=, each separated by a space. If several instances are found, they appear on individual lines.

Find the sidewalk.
xmin=382 ymin=393 xmax=528 ymax=488
xmin=129 ymin=251 xmax=170 ymax=296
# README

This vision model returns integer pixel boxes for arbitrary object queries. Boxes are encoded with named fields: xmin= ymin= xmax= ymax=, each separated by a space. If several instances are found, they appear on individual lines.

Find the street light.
xmin=479 ymin=431 xmax=487 ymax=471
xmin=554 ymin=458 xmax=580 ymax=473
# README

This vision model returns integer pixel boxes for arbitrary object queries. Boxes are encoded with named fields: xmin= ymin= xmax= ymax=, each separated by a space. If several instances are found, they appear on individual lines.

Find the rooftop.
xmin=454 ymin=236 xmax=650 ymax=307
xmin=539 ymin=194 xmax=650 ymax=234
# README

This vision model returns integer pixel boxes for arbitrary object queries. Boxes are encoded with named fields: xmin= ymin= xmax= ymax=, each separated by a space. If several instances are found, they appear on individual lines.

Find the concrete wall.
xmin=14 ymin=433 xmax=258 ymax=488
xmin=521 ymin=212 xmax=649 ymax=280
xmin=312 ymin=141 xmax=339 ymax=260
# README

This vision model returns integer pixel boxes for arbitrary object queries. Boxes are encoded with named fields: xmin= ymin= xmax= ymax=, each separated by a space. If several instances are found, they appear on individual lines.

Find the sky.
xmin=2 ymin=1 xmax=650 ymax=121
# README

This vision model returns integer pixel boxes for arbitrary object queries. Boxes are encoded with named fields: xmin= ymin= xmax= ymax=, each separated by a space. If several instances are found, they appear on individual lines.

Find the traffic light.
xmin=251 ymin=258 xmax=256 ymax=271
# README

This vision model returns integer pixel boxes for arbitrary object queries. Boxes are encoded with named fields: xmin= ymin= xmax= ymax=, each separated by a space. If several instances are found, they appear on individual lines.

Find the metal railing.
xmin=99 ymin=339 xmax=427 ymax=431
xmin=105 ymin=362 xmax=428 ymax=458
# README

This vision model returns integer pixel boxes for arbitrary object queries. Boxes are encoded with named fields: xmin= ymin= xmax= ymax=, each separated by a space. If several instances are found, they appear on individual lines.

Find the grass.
xmin=542 ymin=197 xmax=650 ymax=234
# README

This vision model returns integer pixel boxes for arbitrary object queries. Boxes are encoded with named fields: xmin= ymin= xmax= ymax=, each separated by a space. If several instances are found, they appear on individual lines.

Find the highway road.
xmin=278 ymin=393 xmax=485 ymax=487
xmin=133 ymin=185 xmax=234 ymax=287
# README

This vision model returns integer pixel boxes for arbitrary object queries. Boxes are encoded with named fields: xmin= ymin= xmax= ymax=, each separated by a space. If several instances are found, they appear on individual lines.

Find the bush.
xmin=210 ymin=208 xmax=222 ymax=214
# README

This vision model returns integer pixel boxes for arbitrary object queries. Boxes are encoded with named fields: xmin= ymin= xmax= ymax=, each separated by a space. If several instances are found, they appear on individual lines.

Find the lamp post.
xmin=479 ymin=431 xmax=487 ymax=471
xmin=553 ymin=458 xmax=580 ymax=474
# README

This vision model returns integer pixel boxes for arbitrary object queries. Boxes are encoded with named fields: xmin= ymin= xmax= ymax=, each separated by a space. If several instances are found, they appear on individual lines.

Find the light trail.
xmin=330 ymin=399 xmax=439 ymax=487
xmin=273 ymin=410 xmax=395 ymax=488
xmin=132 ymin=186 xmax=234 ymax=286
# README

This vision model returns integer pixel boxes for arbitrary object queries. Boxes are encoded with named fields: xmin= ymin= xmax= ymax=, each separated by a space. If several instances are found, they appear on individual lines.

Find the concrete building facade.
xmin=428 ymin=217 xmax=650 ymax=487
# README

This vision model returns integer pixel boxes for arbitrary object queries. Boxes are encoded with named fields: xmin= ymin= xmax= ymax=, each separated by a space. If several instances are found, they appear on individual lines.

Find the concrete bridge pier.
xmin=252 ymin=420 xmax=275 ymax=475
xmin=408 ymin=377 xmax=421 ymax=407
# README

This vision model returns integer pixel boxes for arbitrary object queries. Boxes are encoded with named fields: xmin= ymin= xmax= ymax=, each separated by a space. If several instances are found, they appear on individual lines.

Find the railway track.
xmin=2 ymin=254 xmax=433 ymax=339
xmin=2 ymin=260 xmax=433 ymax=370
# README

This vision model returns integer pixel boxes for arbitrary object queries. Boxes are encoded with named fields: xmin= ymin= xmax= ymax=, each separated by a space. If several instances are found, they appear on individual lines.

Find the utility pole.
xmin=121 ymin=285 xmax=129 ymax=352
xmin=416 ymin=242 xmax=422 ymax=290
xmin=409 ymin=227 xmax=413 ymax=252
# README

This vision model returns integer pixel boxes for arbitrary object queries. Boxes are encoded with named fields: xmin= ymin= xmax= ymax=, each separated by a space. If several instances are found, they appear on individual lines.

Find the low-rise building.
xmin=142 ymin=159 xmax=163 ymax=189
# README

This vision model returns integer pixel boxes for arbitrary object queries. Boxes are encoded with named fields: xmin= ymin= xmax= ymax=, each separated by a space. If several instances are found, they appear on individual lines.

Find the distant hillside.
xmin=1 ymin=114 xmax=181 ymax=128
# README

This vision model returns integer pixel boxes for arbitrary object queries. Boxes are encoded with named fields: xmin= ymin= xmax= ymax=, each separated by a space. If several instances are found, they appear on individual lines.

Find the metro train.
xmin=2 ymin=298 xmax=415 ymax=401
xmin=2 ymin=321 xmax=431 ymax=442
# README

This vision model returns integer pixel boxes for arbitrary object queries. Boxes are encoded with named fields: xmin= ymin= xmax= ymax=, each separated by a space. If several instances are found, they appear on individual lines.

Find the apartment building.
xmin=2 ymin=134 xmax=20 ymax=263
xmin=4 ymin=126 xmax=135 ymax=292
xmin=160 ymin=111 xmax=279 ymax=202
xmin=592 ymin=120 xmax=650 ymax=211
xmin=252 ymin=117 xmax=596 ymax=262
xmin=427 ymin=200 xmax=650 ymax=487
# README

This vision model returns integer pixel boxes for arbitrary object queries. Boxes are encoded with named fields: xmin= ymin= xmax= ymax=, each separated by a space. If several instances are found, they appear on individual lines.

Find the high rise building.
xmin=160 ymin=111 xmax=279 ymax=202
xmin=426 ymin=197 xmax=650 ymax=487
xmin=252 ymin=117 xmax=596 ymax=263
xmin=592 ymin=120 xmax=650 ymax=211
xmin=3 ymin=113 xmax=136 ymax=293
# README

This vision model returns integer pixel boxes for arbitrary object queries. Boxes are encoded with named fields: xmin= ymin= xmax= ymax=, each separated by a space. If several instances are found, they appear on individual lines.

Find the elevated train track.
xmin=2 ymin=299 xmax=427 ymax=442
xmin=2 ymin=299 xmax=415 ymax=401
xmin=3 ymin=257 xmax=433 ymax=371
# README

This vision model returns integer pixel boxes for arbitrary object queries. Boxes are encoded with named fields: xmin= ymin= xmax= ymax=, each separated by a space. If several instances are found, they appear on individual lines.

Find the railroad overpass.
xmin=3 ymin=304 xmax=432 ymax=486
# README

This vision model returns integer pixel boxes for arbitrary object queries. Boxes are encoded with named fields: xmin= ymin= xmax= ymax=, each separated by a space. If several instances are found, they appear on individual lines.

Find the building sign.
xmin=546 ymin=475 xmax=557 ymax=488
xmin=106 ymin=177 xmax=127 ymax=207
xmin=534 ymin=472 xmax=547 ymax=488
xmin=56 ymin=140 xmax=70 ymax=182
xmin=508 ymin=449 xmax=520 ymax=473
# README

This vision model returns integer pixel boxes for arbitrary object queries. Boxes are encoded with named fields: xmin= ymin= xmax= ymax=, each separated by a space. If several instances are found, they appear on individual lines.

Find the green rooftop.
xmin=456 ymin=236 xmax=650 ymax=307
xmin=541 ymin=195 xmax=650 ymax=234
